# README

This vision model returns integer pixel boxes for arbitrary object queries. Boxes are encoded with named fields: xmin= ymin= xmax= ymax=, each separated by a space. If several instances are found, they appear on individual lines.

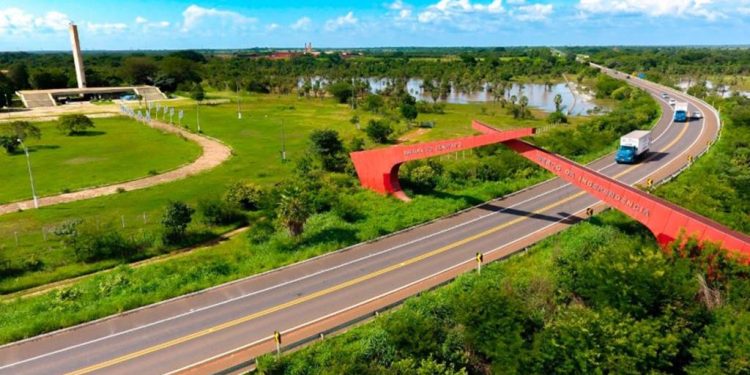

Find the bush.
xmin=247 ymin=218 xmax=276 ymax=244
xmin=328 ymin=81 xmax=354 ymax=104
xmin=57 ymin=114 xmax=95 ymax=135
xmin=365 ymin=119 xmax=393 ymax=144
xmin=55 ymin=220 xmax=141 ymax=262
xmin=546 ymin=111 xmax=568 ymax=124
xmin=198 ymin=198 xmax=245 ymax=226
xmin=225 ymin=181 xmax=264 ymax=211
xmin=162 ymin=201 xmax=194 ymax=244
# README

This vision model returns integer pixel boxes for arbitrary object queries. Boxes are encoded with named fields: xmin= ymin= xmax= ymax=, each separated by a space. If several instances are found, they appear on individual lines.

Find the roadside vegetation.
xmin=255 ymin=79 xmax=750 ymax=375
xmin=257 ymin=210 xmax=750 ymax=375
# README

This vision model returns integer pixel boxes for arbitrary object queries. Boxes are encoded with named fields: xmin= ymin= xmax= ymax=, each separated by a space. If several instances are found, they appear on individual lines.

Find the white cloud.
xmin=0 ymin=7 xmax=70 ymax=35
xmin=135 ymin=16 xmax=171 ymax=30
xmin=515 ymin=3 xmax=553 ymax=21
xmin=739 ymin=7 xmax=750 ymax=15
xmin=388 ymin=0 xmax=414 ymax=20
xmin=266 ymin=23 xmax=280 ymax=32
xmin=416 ymin=0 xmax=505 ymax=29
xmin=577 ymin=0 xmax=725 ymax=21
xmin=324 ymin=11 xmax=358 ymax=31
xmin=290 ymin=16 xmax=312 ymax=31
xmin=86 ymin=22 xmax=127 ymax=34
xmin=180 ymin=4 xmax=256 ymax=32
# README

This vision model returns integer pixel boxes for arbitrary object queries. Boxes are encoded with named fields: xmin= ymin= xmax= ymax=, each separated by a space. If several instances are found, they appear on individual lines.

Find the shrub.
xmin=198 ymin=198 xmax=245 ymax=226
xmin=247 ymin=218 xmax=276 ymax=244
xmin=162 ymin=201 xmax=194 ymax=244
xmin=546 ymin=111 xmax=568 ymax=124
xmin=55 ymin=220 xmax=141 ymax=262
xmin=365 ymin=119 xmax=393 ymax=144
xmin=57 ymin=114 xmax=95 ymax=135
xmin=225 ymin=181 xmax=264 ymax=211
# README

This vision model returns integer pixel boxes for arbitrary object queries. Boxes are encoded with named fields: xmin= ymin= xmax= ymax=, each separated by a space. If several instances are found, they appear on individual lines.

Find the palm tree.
xmin=276 ymin=185 xmax=311 ymax=237
xmin=510 ymin=94 xmax=518 ymax=106
xmin=519 ymin=96 xmax=529 ymax=118
xmin=554 ymin=94 xmax=563 ymax=113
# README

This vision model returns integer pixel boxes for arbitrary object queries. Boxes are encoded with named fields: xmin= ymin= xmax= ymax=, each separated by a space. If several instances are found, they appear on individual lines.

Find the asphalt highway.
xmin=0 ymin=67 xmax=720 ymax=375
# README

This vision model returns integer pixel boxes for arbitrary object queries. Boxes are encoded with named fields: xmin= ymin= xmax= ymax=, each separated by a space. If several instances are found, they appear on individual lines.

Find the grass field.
xmin=0 ymin=93 xmax=562 ymax=294
xmin=0 ymin=116 xmax=201 ymax=204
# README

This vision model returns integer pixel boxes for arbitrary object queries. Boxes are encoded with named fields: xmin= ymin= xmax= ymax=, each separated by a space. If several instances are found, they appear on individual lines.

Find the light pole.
xmin=196 ymin=100 xmax=201 ymax=132
xmin=236 ymin=81 xmax=242 ymax=120
xmin=18 ymin=139 xmax=39 ymax=209
xmin=280 ymin=119 xmax=286 ymax=162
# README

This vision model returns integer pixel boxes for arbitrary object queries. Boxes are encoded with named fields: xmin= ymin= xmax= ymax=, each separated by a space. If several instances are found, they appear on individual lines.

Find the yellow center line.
xmin=67 ymin=102 xmax=691 ymax=375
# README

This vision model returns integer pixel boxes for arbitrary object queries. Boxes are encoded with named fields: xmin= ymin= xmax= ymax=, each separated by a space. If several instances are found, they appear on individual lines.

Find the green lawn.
xmin=0 ymin=93 xmax=561 ymax=294
xmin=0 ymin=116 xmax=201 ymax=204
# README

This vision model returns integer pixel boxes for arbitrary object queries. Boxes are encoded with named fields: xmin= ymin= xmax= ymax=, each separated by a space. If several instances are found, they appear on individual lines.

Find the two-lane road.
xmin=0 ymin=68 xmax=720 ymax=374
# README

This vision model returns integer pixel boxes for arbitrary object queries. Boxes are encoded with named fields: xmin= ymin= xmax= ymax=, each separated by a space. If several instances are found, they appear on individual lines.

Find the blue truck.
xmin=615 ymin=130 xmax=652 ymax=164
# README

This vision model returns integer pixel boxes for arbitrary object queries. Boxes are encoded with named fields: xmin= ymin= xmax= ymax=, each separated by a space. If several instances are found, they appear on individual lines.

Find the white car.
xmin=693 ymin=111 xmax=703 ymax=119
xmin=669 ymin=99 xmax=676 ymax=106
xmin=661 ymin=93 xmax=668 ymax=99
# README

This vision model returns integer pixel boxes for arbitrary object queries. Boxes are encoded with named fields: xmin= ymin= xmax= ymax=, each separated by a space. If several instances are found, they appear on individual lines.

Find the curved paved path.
xmin=0 ymin=120 xmax=232 ymax=215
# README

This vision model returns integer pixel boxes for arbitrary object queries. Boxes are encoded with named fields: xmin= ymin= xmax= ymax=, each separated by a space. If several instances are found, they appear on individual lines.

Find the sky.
xmin=0 ymin=0 xmax=749 ymax=51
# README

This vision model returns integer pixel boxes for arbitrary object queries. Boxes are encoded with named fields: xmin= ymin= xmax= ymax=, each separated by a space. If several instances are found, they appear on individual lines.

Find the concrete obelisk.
xmin=69 ymin=23 xmax=87 ymax=89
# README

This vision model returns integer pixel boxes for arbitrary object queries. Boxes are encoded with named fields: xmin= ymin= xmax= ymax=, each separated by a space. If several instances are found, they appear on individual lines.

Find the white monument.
xmin=69 ymin=23 xmax=87 ymax=89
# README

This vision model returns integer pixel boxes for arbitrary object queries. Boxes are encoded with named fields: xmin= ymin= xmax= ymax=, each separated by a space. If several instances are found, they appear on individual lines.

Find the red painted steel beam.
xmin=503 ymin=139 xmax=750 ymax=259
xmin=350 ymin=121 xmax=535 ymax=201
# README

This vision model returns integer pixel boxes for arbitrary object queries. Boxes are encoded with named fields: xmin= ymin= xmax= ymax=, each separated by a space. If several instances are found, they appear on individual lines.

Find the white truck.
xmin=615 ymin=130 xmax=651 ymax=164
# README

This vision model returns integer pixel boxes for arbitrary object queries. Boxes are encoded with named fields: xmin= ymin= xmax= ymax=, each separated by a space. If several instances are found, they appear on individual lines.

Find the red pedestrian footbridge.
xmin=350 ymin=121 xmax=534 ymax=201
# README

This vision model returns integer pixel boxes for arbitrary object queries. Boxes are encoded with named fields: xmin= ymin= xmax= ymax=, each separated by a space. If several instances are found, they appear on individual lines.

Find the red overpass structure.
xmin=350 ymin=121 xmax=535 ymax=201
xmin=350 ymin=121 xmax=750 ymax=259
xmin=503 ymin=139 xmax=750 ymax=259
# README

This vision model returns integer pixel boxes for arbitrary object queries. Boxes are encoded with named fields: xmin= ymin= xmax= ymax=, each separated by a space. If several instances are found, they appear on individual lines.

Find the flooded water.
xmin=677 ymin=79 xmax=750 ymax=98
xmin=300 ymin=77 xmax=601 ymax=116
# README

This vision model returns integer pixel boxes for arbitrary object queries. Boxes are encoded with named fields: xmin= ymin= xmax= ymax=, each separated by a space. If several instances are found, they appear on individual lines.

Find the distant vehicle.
xmin=674 ymin=102 xmax=689 ymax=122
xmin=693 ymin=111 xmax=703 ymax=120
xmin=120 ymin=94 xmax=138 ymax=101
xmin=669 ymin=98 xmax=676 ymax=106
xmin=616 ymin=130 xmax=651 ymax=164
xmin=661 ymin=93 xmax=669 ymax=99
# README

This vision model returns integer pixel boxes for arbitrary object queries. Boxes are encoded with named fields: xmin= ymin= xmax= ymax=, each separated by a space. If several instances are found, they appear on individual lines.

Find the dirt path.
xmin=397 ymin=128 xmax=431 ymax=143
xmin=0 ymin=119 xmax=232 ymax=215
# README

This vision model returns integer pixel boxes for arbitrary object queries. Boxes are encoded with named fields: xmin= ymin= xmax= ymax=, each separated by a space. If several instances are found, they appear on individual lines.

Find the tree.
xmin=8 ymin=62 xmax=30 ymax=90
xmin=0 ymin=121 xmax=41 ymax=153
xmin=161 ymin=201 xmax=194 ymax=244
xmin=309 ymin=129 xmax=347 ymax=172
xmin=349 ymin=137 xmax=366 ymax=152
xmin=120 ymin=57 xmax=158 ymax=85
xmin=0 ymin=73 xmax=14 ymax=108
xmin=30 ymin=70 xmax=68 ymax=89
xmin=365 ymin=119 xmax=393 ymax=144
xmin=328 ymin=81 xmax=354 ymax=104
xmin=57 ymin=114 xmax=95 ymax=135
xmin=401 ymin=102 xmax=418 ymax=123
xmin=554 ymin=94 xmax=563 ymax=113
xmin=276 ymin=184 xmax=311 ymax=237
xmin=190 ymin=83 xmax=205 ymax=102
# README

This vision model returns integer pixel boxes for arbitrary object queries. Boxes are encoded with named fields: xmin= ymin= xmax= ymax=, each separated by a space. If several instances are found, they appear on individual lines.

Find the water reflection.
xmin=300 ymin=77 xmax=601 ymax=116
